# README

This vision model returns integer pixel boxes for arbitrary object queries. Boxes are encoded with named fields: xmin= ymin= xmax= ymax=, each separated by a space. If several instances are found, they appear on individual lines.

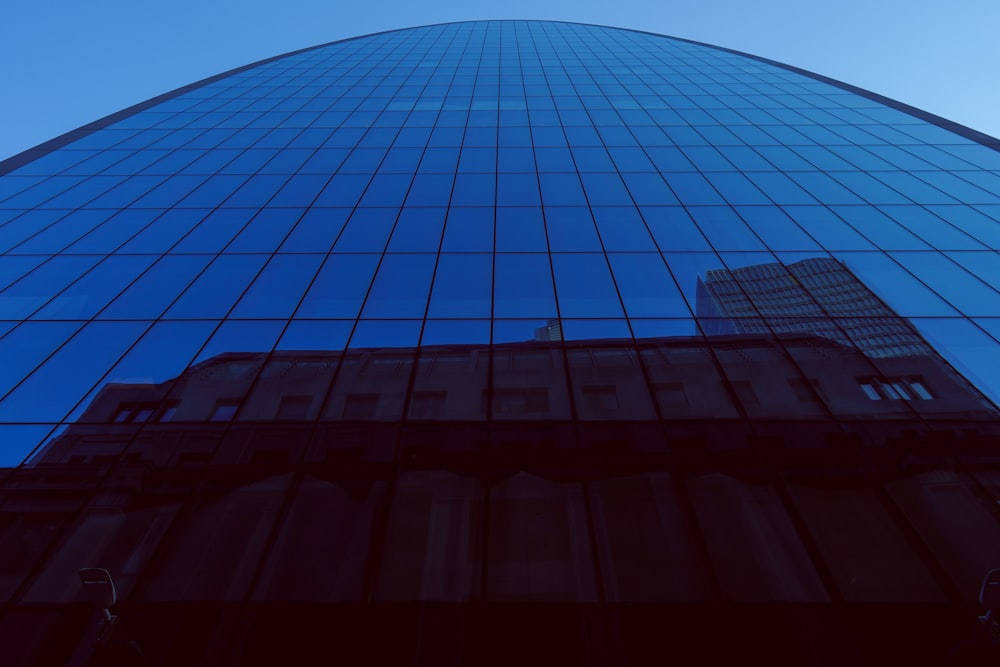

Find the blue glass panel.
xmin=333 ymin=208 xmax=398 ymax=252
xmin=192 ymin=319 xmax=283 ymax=365
xmin=131 ymin=174 xmax=208 ymax=208
xmin=419 ymin=148 xmax=461 ymax=173
xmin=0 ymin=256 xmax=46 ymax=292
xmin=831 ymin=206 xmax=931 ymax=250
xmin=280 ymin=208 xmax=351 ymax=252
xmin=386 ymin=208 xmax=446 ymax=252
xmin=296 ymin=254 xmax=380 ymax=318
xmin=9 ymin=210 xmax=113 ymax=254
xmin=459 ymin=147 xmax=496 ymax=172
xmin=231 ymin=254 xmax=324 ymax=318
xmin=300 ymin=148 xmax=350 ymax=174
xmin=0 ymin=210 xmax=66 ymax=253
xmin=269 ymin=174 xmax=330 ymax=207
xmin=687 ymin=206 xmax=765 ymax=251
xmin=912 ymin=318 xmax=1000 ymax=404
xmin=572 ymin=147 xmax=617 ymax=173
xmin=428 ymin=253 xmax=492 ymax=318
xmin=32 ymin=255 xmax=155 ymax=320
xmin=785 ymin=172 xmax=864 ymax=205
xmin=495 ymin=207 xmax=547 ymax=252
xmin=405 ymin=174 xmax=454 ymax=207
xmin=496 ymin=173 xmax=541 ymax=206
xmin=545 ymin=207 xmax=602 ymax=251
xmin=578 ymin=173 xmax=632 ymax=206
xmin=498 ymin=147 xmax=537 ymax=172
xmin=878 ymin=205 xmax=985 ymax=250
xmin=361 ymin=253 xmax=435 ymax=318
xmin=829 ymin=172 xmax=911 ymax=205
xmin=561 ymin=319 xmax=632 ymax=340
xmin=176 ymin=174 xmax=246 ymax=208
xmin=166 ymin=254 xmax=269 ymax=318
xmin=0 ymin=321 xmax=147 ymax=423
xmin=833 ymin=252 xmax=959 ymax=316
xmin=590 ymin=207 xmax=653 ymax=251
xmin=928 ymin=206 xmax=1000 ymax=250
xmin=314 ymin=173 xmax=371 ymax=207
xmin=360 ymin=173 xmax=411 ymax=207
xmin=538 ymin=173 xmax=587 ymax=206
xmin=743 ymin=172 xmax=817 ymax=205
xmin=451 ymin=174 xmax=495 ymax=207
xmin=873 ymin=172 xmax=957 ymax=205
xmin=118 ymin=209 xmax=204 ymax=253
xmin=0 ymin=321 xmax=82 ymax=399
xmin=277 ymin=320 xmax=352 ymax=351
xmin=2 ymin=176 xmax=89 ymax=209
xmin=494 ymin=254 xmax=556 ymax=318
xmin=350 ymin=319 xmax=422 ymax=348
xmin=99 ymin=254 xmax=212 ymax=319
xmin=735 ymin=206 xmax=821 ymax=251
xmin=534 ymin=146 xmax=576 ymax=172
xmin=621 ymin=172 xmax=679 ymax=205
xmin=421 ymin=319 xmax=491 ymax=346
xmin=0 ymin=425 xmax=57 ymax=466
xmin=0 ymin=255 xmax=102 ymax=319
xmin=223 ymin=209 xmax=302 ymax=253
xmin=69 ymin=320 xmax=217 ymax=423
xmin=946 ymin=252 xmax=1000 ymax=293
xmin=440 ymin=207 xmax=493 ymax=252
xmin=551 ymin=253 xmax=624 ymax=318
xmin=781 ymin=206 xmax=876 ymax=251
xmin=169 ymin=209 xmax=253 ymax=253
xmin=64 ymin=209 xmax=162 ymax=254
xmin=890 ymin=252 xmax=1000 ymax=316
xmin=640 ymin=206 xmax=712 ymax=251
xmin=609 ymin=253 xmax=689 ymax=318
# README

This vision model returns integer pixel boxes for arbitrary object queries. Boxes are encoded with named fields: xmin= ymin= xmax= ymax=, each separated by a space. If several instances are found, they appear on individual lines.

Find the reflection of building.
xmin=37 ymin=334 xmax=998 ymax=468
xmin=533 ymin=319 xmax=564 ymax=342
xmin=697 ymin=257 xmax=933 ymax=358
xmin=3 ymin=19 xmax=1000 ymax=667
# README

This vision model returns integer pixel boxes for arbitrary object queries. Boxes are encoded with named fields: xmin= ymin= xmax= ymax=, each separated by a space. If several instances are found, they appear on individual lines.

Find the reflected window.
xmin=907 ymin=378 xmax=934 ymax=400
xmin=209 ymin=399 xmax=240 ymax=422
xmin=857 ymin=376 xmax=932 ymax=400
xmin=157 ymin=402 xmax=179 ymax=423
xmin=859 ymin=382 xmax=882 ymax=401
xmin=112 ymin=402 xmax=159 ymax=423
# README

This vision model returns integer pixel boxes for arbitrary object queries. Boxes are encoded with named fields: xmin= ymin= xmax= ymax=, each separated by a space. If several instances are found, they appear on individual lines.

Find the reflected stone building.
xmin=2 ymin=20 xmax=1000 ymax=666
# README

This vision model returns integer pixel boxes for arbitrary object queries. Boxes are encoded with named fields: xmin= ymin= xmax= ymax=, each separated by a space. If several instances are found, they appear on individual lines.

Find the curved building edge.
xmin=1 ymin=20 xmax=998 ymax=178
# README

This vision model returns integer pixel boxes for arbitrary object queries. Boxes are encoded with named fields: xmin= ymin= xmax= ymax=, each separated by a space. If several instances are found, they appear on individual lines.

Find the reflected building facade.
xmin=2 ymin=20 xmax=1000 ymax=666
xmin=696 ymin=256 xmax=933 ymax=357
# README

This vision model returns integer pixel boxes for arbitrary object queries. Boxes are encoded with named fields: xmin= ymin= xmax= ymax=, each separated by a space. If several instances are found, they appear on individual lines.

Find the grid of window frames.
xmin=0 ymin=22 xmax=999 ymax=464
xmin=2 ymin=22 xmax=1000 ymax=663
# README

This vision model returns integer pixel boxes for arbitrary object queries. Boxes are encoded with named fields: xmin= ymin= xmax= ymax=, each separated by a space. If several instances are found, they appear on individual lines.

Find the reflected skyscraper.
xmin=2 ymin=20 xmax=1000 ymax=665
xmin=696 ymin=256 xmax=933 ymax=357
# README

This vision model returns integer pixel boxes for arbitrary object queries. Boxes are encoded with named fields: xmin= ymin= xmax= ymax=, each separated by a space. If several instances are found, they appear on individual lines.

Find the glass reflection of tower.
xmin=696 ymin=256 xmax=932 ymax=358
xmin=3 ymin=20 xmax=1000 ymax=667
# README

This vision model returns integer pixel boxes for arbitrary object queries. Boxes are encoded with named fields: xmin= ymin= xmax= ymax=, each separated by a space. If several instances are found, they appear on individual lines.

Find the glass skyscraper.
xmin=2 ymin=20 xmax=1000 ymax=665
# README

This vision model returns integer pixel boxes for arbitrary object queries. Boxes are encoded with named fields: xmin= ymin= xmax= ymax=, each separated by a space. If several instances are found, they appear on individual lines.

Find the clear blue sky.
xmin=2 ymin=0 xmax=999 ymax=162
